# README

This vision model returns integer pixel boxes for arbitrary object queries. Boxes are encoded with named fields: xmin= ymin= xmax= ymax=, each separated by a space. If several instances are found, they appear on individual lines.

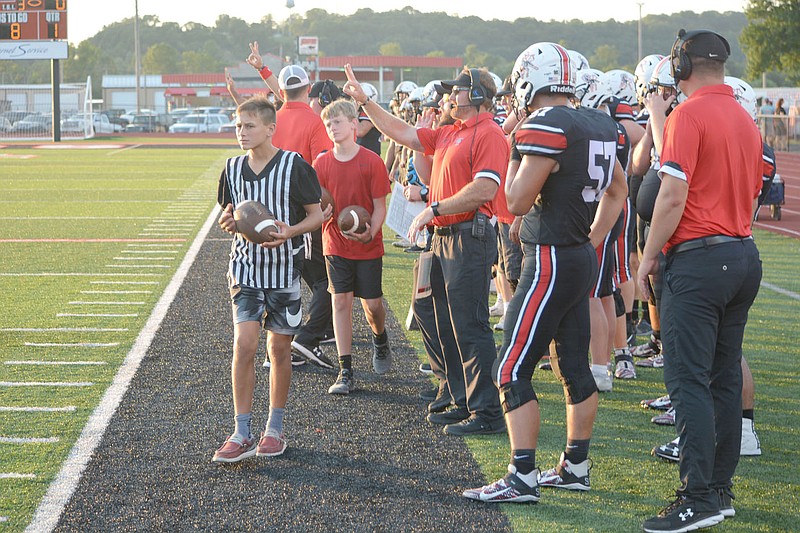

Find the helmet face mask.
xmin=635 ymin=54 xmax=665 ymax=105
xmin=511 ymin=42 xmax=576 ymax=113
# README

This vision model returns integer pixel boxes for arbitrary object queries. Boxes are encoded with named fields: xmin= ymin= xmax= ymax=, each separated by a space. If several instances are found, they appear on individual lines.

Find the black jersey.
xmin=218 ymin=150 xmax=321 ymax=289
xmin=515 ymin=105 xmax=620 ymax=246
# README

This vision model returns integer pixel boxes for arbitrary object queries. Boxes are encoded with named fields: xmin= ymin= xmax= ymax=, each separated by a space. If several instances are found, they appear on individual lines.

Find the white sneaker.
xmin=591 ymin=365 xmax=612 ymax=392
xmin=741 ymin=417 xmax=762 ymax=456
xmin=489 ymin=298 xmax=504 ymax=317
xmin=614 ymin=360 xmax=637 ymax=379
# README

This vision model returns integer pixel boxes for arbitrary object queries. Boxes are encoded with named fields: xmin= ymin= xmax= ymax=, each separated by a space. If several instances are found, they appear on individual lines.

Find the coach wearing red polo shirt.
xmin=637 ymin=30 xmax=763 ymax=532
xmin=344 ymin=65 xmax=508 ymax=435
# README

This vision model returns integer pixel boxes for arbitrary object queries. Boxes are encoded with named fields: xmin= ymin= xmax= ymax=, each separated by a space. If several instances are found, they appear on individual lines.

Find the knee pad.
xmin=499 ymin=381 xmax=538 ymax=414
xmin=613 ymin=289 xmax=625 ymax=318
xmin=553 ymin=356 xmax=597 ymax=405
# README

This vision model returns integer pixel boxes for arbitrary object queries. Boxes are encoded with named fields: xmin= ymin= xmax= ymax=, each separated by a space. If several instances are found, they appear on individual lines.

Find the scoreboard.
xmin=0 ymin=0 xmax=67 ymax=41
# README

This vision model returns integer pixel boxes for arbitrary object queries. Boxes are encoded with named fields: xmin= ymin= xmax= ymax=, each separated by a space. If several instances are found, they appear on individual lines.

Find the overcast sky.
xmin=68 ymin=0 xmax=747 ymax=44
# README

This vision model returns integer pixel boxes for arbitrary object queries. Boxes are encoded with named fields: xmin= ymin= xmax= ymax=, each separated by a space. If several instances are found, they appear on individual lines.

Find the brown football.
xmin=337 ymin=205 xmax=371 ymax=234
xmin=320 ymin=187 xmax=335 ymax=213
xmin=233 ymin=200 xmax=279 ymax=244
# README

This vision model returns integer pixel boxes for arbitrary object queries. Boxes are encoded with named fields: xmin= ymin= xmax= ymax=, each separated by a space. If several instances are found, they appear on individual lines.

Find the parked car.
xmin=219 ymin=119 xmax=236 ymax=134
xmin=0 ymin=117 xmax=12 ymax=132
xmin=125 ymin=113 xmax=163 ymax=133
xmin=168 ymin=113 xmax=229 ymax=133
xmin=61 ymin=113 xmax=120 ymax=134
xmin=12 ymin=113 xmax=52 ymax=135
xmin=103 ymin=108 xmax=130 ymax=128
xmin=1 ymin=110 xmax=34 ymax=127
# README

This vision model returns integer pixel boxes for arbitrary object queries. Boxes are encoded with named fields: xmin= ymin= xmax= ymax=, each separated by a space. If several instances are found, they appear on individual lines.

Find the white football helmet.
xmin=395 ymin=80 xmax=418 ymax=96
xmin=603 ymin=69 xmax=636 ymax=104
xmin=361 ymin=82 xmax=378 ymax=102
xmin=512 ymin=42 xmax=576 ymax=111
xmin=650 ymin=56 xmax=687 ymax=105
xmin=567 ymin=50 xmax=590 ymax=71
xmin=488 ymin=71 xmax=504 ymax=92
xmin=408 ymin=86 xmax=425 ymax=103
xmin=421 ymin=80 xmax=443 ymax=107
xmin=724 ymin=76 xmax=757 ymax=121
xmin=581 ymin=79 xmax=615 ymax=110
xmin=574 ymin=68 xmax=604 ymax=103
xmin=634 ymin=54 xmax=665 ymax=104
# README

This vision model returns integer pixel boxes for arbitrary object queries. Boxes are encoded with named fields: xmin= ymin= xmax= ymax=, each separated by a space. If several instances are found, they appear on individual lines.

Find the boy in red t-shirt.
xmin=314 ymin=99 xmax=393 ymax=394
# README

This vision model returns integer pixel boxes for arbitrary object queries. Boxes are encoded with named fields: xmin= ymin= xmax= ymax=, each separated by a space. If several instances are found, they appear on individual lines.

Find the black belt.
xmin=434 ymin=220 xmax=474 ymax=236
xmin=669 ymin=235 xmax=752 ymax=255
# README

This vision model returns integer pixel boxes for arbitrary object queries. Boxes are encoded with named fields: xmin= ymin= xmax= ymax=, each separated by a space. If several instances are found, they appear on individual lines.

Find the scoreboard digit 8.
xmin=0 ymin=0 xmax=67 ymax=41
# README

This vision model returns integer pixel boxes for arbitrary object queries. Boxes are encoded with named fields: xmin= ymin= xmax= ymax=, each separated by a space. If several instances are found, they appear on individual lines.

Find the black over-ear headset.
xmin=670 ymin=29 xmax=731 ymax=81
xmin=468 ymin=68 xmax=488 ymax=107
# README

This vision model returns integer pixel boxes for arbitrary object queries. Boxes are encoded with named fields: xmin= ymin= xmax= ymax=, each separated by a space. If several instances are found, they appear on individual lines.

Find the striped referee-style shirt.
xmin=223 ymin=151 xmax=318 ymax=289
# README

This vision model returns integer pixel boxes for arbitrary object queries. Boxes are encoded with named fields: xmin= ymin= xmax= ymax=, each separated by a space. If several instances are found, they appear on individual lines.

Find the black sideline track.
xmin=53 ymin=224 xmax=511 ymax=532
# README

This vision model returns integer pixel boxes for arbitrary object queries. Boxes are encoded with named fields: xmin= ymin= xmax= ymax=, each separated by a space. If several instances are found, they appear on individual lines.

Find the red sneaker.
xmin=256 ymin=432 xmax=287 ymax=457
xmin=212 ymin=435 xmax=256 ymax=463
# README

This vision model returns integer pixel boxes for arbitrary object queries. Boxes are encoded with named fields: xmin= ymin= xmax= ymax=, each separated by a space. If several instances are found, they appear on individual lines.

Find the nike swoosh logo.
xmin=286 ymin=308 xmax=302 ymax=328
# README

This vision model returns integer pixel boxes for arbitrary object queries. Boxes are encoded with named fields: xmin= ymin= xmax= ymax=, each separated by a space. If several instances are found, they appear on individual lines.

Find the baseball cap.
xmin=278 ymin=65 xmax=310 ymax=90
xmin=440 ymin=72 xmax=473 ymax=91
xmin=684 ymin=31 xmax=730 ymax=62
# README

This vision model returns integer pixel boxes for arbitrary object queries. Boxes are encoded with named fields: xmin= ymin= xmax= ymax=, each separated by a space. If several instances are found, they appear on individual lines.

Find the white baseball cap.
xmin=278 ymin=65 xmax=310 ymax=90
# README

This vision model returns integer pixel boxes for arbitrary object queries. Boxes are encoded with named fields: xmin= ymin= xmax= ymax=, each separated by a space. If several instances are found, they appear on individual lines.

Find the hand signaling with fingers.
xmin=247 ymin=41 xmax=263 ymax=70
xmin=342 ymin=64 xmax=368 ymax=105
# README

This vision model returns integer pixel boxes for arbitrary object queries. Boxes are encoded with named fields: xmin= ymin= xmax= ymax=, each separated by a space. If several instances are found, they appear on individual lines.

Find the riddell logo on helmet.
xmin=549 ymin=86 xmax=574 ymax=93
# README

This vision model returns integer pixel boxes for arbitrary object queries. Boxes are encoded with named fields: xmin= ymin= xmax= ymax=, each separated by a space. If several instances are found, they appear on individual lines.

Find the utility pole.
xmin=134 ymin=0 xmax=141 ymax=113
xmin=637 ymin=2 xmax=644 ymax=61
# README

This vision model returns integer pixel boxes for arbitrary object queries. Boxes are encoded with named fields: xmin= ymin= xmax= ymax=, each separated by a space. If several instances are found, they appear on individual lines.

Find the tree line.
xmin=0 ymin=4 xmax=795 ymax=94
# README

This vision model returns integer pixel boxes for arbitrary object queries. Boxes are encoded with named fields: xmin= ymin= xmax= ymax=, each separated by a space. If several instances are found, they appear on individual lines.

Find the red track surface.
xmin=755 ymin=152 xmax=800 ymax=239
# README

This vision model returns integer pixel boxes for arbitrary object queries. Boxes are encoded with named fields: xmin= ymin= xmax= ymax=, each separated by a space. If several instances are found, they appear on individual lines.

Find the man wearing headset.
xmin=637 ymin=30 xmax=763 ymax=533
xmin=344 ymin=65 xmax=508 ymax=436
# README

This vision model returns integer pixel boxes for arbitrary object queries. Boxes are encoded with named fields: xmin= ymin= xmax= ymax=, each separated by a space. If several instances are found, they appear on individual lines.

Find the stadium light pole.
xmin=637 ymin=2 xmax=644 ymax=61
xmin=134 ymin=0 xmax=141 ymax=113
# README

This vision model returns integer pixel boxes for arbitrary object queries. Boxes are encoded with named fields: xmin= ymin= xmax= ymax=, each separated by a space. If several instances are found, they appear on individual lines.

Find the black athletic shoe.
xmin=263 ymin=352 xmax=306 ymax=368
xmin=418 ymin=362 xmax=433 ymax=374
xmin=428 ymin=389 xmax=453 ymax=413
xmin=372 ymin=341 xmax=392 ymax=375
xmin=418 ymin=387 xmax=438 ymax=401
xmin=443 ymin=415 xmax=506 ymax=436
xmin=718 ymin=488 xmax=735 ymax=518
xmin=427 ymin=406 xmax=469 ymax=425
xmin=291 ymin=341 xmax=334 ymax=369
xmin=642 ymin=493 xmax=724 ymax=533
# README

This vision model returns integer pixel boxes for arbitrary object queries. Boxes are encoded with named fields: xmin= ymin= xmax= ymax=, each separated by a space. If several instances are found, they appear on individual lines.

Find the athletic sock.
xmin=339 ymin=354 xmax=352 ymax=371
xmin=632 ymin=300 xmax=640 ymax=322
xmin=564 ymin=439 xmax=590 ymax=464
xmin=234 ymin=412 xmax=252 ymax=441
xmin=742 ymin=409 xmax=754 ymax=420
xmin=373 ymin=329 xmax=388 ymax=346
xmin=511 ymin=448 xmax=537 ymax=475
xmin=642 ymin=304 xmax=650 ymax=323
xmin=266 ymin=407 xmax=285 ymax=437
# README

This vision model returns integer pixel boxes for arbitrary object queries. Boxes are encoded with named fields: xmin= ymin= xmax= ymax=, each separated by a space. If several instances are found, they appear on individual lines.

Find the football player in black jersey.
xmin=463 ymin=42 xmax=627 ymax=503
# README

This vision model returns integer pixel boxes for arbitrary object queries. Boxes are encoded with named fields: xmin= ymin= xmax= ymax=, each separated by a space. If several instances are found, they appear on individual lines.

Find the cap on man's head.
xmin=684 ymin=31 xmax=730 ymax=62
xmin=440 ymin=71 xmax=474 ymax=91
xmin=278 ymin=65 xmax=310 ymax=90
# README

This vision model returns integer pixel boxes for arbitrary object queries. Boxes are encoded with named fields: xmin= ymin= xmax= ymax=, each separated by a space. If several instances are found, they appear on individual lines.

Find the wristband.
xmin=258 ymin=65 xmax=273 ymax=80
xmin=430 ymin=201 xmax=441 ymax=218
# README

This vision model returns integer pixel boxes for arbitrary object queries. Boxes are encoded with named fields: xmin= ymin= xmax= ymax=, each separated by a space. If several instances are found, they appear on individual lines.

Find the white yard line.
xmin=112 ymin=257 xmax=174 ymax=261
xmin=105 ymin=265 xmax=171 ymax=268
xmin=5 ymin=361 xmax=107 ymax=366
xmin=69 ymin=301 xmax=145 ymax=305
xmin=26 ymin=204 xmax=220 ymax=533
xmin=761 ymin=281 xmax=800 ymax=301
xmin=0 ymin=406 xmax=76 ymax=412
xmin=25 ymin=343 xmax=118 ymax=348
xmin=57 ymin=314 xmax=138 ymax=318
xmin=1 ymin=328 xmax=127 ymax=332
xmin=0 ymin=382 xmax=94 ymax=387
xmin=0 ymin=473 xmax=36 ymax=479
xmin=89 ymin=281 xmax=159 ymax=284
xmin=80 ymin=291 xmax=151 ymax=295
xmin=0 ymin=437 xmax=60 ymax=444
